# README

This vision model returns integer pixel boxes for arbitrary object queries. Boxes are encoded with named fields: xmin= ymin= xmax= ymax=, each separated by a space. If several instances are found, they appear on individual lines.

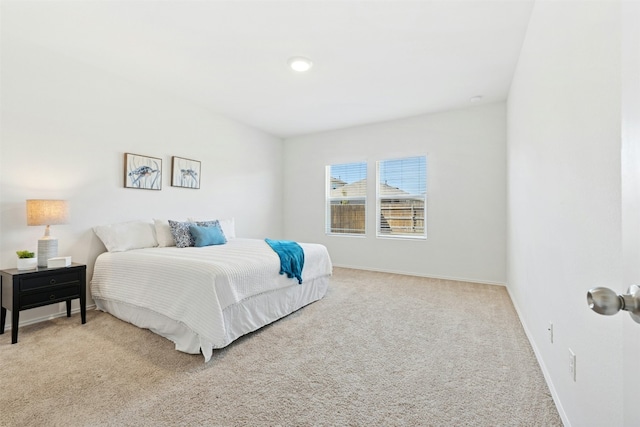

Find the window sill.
xmin=375 ymin=234 xmax=427 ymax=241
xmin=326 ymin=233 xmax=367 ymax=238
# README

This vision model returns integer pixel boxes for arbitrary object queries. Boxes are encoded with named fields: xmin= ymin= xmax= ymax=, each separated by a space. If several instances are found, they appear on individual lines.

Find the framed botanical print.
xmin=124 ymin=153 xmax=162 ymax=190
xmin=171 ymin=156 xmax=201 ymax=189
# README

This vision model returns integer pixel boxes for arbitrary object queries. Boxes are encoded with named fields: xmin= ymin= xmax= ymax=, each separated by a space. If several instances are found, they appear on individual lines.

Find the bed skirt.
xmin=94 ymin=274 xmax=330 ymax=362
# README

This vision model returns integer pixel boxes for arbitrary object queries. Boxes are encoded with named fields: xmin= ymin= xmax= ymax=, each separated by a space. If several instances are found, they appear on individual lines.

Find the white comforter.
xmin=91 ymin=238 xmax=332 ymax=353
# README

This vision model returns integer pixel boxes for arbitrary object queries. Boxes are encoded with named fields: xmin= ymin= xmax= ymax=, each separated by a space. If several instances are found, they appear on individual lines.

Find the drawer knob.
xmin=49 ymin=294 xmax=56 ymax=300
xmin=50 ymin=279 xmax=56 ymax=285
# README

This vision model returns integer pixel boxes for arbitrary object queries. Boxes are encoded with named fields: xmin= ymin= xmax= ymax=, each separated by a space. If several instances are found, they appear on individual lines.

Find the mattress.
xmin=90 ymin=238 xmax=332 ymax=361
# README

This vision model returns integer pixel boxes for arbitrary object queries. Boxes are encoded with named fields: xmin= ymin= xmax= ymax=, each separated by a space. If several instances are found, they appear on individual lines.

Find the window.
xmin=376 ymin=156 xmax=427 ymax=238
xmin=326 ymin=161 xmax=367 ymax=235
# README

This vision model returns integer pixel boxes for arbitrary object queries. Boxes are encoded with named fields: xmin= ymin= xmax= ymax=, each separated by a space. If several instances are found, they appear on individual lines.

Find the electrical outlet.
xmin=569 ymin=349 xmax=576 ymax=382
xmin=548 ymin=322 xmax=553 ymax=343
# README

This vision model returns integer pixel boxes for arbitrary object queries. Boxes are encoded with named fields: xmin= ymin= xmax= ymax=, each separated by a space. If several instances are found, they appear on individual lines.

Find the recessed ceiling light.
xmin=469 ymin=95 xmax=483 ymax=103
xmin=288 ymin=56 xmax=313 ymax=72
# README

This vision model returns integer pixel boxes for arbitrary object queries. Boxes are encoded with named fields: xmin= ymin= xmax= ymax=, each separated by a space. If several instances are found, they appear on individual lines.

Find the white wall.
xmin=283 ymin=103 xmax=506 ymax=284
xmin=0 ymin=37 xmax=284 ymax=327
xmin=507 ymin=1 xmax=623 ymax=425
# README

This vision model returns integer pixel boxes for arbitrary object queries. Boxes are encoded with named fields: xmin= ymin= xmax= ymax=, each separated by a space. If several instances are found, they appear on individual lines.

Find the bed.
xmin=90 ymin=219 xmax=332 ymax=362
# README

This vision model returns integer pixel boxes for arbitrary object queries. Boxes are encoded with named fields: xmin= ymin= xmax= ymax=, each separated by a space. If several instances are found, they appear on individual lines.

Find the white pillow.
xmin=218 ymin=218 xmax=236 ymax=239
xmin=188 ymin=217 xmax=236 ymax=239
xmin=153 ymin=218 xmax=176 ymax=247
xmin=93 ymin=220 xmax=158 ymax=252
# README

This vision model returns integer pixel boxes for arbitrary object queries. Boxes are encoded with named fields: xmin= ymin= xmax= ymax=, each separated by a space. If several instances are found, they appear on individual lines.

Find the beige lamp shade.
xmin=26 ymin=199 xmax=69 ymax=267
xmin=26 ymin=199 xmax=69 ymax=226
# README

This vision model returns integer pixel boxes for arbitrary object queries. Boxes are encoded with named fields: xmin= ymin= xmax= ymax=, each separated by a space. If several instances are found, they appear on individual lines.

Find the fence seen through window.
xmin=377 ymin=156 xmax=427 ymax=238
xmin=326 ymin=161 xmax=367 ymax=235
xmin=326 ymin=157 xmax=427 ymax=238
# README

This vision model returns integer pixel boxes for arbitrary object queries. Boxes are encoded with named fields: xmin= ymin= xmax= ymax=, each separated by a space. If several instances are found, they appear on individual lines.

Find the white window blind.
xmin=376 ymin=156 xmax=426 ymax=238
xmin=326 ymin=161 xmax=367 ymax=235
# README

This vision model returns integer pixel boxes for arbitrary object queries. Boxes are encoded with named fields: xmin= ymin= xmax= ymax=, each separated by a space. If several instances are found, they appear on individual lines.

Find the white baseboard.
xmin=332 ymin=263 xmax=507 ymax=287
xmin=505 ymin=286 xmax=570 ymax=427
xmin=2 ymin=304 xmax=97 ymax=333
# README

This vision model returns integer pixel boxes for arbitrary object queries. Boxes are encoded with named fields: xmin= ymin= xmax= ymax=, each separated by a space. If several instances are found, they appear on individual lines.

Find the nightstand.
xmin=0 ymin=263 xmax=86 ymax=343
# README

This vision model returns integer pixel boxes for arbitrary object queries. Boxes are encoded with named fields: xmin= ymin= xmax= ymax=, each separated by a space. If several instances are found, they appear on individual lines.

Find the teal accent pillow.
xmin=189 ymin=224 xmax=227 ymax=247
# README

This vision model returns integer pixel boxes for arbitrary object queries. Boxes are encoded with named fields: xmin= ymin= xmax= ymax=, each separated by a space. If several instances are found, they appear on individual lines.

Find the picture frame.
xmin=171 ymin=156 xmax=201 ymax=189
xmin=124 ymin=153 xmax=162 ymax=190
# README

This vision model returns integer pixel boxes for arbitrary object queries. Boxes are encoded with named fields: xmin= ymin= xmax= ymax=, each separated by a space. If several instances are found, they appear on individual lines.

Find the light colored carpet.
xmin=0 ymin=268 xmax=561 ymax=426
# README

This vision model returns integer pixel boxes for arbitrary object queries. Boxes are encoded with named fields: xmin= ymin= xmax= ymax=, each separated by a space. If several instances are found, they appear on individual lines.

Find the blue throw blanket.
xmin=265 ymin=238 xmax=305 ymax=284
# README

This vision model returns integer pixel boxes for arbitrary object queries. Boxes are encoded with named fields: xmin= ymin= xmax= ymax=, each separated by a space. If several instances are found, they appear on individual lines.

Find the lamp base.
xmin=37 ymin=237 xmax=58 ymax=267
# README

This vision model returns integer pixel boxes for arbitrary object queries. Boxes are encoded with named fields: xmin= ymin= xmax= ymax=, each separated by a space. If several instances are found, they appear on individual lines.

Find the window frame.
xmin=325 ymin=162 xmax=368 ymax=236
xmin=376 ymin=156 xmax=427 ymax=240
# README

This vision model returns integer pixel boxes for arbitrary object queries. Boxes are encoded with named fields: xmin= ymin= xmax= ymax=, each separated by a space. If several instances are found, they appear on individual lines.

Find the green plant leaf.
xmin=16 ymin=250 xmax=35 ymax=259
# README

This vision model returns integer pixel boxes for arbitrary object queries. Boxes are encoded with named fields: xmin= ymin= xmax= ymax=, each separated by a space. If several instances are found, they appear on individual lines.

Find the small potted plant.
xmin=16 ymin=250 xmax=37 ymax=270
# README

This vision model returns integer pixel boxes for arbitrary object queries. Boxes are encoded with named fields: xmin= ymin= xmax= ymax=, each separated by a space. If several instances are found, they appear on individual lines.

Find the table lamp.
xmin=26 ymin=199 xmax=69 ymax=267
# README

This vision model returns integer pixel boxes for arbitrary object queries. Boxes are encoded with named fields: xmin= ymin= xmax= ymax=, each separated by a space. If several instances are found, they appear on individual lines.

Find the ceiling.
xmin=1 ymin=0 xmax=535 ymax=138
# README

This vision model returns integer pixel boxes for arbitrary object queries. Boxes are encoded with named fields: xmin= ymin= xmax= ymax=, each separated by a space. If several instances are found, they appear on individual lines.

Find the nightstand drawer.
xmin=19 ymin=270 xmax=81 ymax=292
xmin=20 ymin=285 xmax=80 ymax=309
